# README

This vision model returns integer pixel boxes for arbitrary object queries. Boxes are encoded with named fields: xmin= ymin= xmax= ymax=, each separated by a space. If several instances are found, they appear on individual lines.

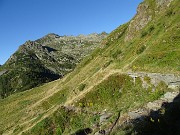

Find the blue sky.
xmin=0 ymin=0 xmax=143 ymax=65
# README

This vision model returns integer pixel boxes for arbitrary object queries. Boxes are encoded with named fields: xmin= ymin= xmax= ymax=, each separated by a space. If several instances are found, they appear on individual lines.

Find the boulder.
xmin=100 ymin=112 xmax=112 ymax=124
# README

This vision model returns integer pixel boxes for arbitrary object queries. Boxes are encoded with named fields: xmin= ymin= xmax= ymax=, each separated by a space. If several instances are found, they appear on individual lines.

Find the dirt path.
xmin=27 ymin=74 xmax=70 ymax=110
xmin=65 ymin=68 xmax=180 ymax=106
xmin=16 ymin=68 xmax=117 ymax=135
xmin=28 ymin=83 xmax=59 ymax=110
xmin=16 ymin=69 xmax=120 ymax=134
xmin=15 ymin=68 xmax=180 ymax=135
xmin=17 ymin=105 xmax=59 ymax=135
xmin=4 ymin=76 xmax=70 ymax=135
xmin=15 ymin=53 xmax=140 ymax=134
xmin=64 ymin=69 xmax=122 ymax=105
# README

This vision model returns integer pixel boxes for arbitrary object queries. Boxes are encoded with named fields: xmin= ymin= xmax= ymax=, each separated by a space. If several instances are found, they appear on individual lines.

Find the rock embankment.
xmin=128 ymin=91 xmax=179 ymax=119
xmin=128 ymin=72 xmax=180 ymax=90
xmin=95 ymin=72 xmax=180 ymax=134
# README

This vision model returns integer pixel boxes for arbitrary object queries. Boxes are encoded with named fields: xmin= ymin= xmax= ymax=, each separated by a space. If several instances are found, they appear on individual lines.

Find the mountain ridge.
xmin=0 ymin=32 xmax=107 ymax=98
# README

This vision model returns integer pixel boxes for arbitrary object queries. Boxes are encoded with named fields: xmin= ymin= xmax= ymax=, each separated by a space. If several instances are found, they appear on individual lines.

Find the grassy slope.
xmin=110 ymin=0 xmax=180 ymax=73
xmin=0 ymin=0 xmax=179 ymax=134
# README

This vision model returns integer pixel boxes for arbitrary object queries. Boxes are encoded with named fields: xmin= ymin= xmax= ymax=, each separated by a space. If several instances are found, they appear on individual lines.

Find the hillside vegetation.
xmin=0 ymin=0 xmax=179 ymax=134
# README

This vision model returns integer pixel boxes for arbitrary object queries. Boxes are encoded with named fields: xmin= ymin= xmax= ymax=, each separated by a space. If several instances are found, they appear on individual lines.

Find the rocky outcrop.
xmin=156 ymin=0 xmax=174 ymax=8
xmin=100 ymin=112 xmax=112 ymax=124
xmin=128 ymin=72 xmax=180 ymax=89
xmin=146 ymin=91 xmax=179 ymax=111
xmin=125 ymin=1 xmax=152 ymax=41
xmin=125 ymin=91 xmax=179 ymax=121
xmin=125 ymin=0 xmax=174 ymax=42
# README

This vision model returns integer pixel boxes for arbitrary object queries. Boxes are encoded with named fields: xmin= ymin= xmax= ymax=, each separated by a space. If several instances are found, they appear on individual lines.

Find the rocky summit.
xmin=0 ymin=32 xmax=107 ymax=98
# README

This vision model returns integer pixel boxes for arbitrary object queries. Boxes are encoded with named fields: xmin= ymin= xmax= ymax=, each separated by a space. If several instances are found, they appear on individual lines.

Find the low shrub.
xmin=78 ymin=83 xmax=86 ymax=91
xmin=136 ymin=45 xmax=146 ymax=54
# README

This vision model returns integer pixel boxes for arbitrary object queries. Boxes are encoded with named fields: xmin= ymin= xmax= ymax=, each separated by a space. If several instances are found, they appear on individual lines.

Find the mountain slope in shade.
xmin=0 ymin=33 xmax=107 ymax=98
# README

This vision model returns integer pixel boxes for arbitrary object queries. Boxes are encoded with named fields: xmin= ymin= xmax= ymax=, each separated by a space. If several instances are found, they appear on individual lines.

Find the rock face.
xmin=125 ymin=0 xmax=174 ymax=42
xmin=168 ymin=82 xmax=180 ymax=90
xmin=125 ymin=2 xmax=152 ymax=41
xmin=128 ymin=111 xmax=143 ymax=119
xmin=131 ymin=91 xmax=179 ymax=116
xmin=100 ymin=112 xmax=112 ymax=124
xmin=0 ymin=33 xmax=107 ymax=98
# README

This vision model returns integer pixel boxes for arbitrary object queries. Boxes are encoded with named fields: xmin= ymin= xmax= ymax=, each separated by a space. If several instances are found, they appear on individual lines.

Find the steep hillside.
xmin=0 ymin=0 xmax=179 ymax=135
xmin=0 ymin=33 xmax=107 ymax=98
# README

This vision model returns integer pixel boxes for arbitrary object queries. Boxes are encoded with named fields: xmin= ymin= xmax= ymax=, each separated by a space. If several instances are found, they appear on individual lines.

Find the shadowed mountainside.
xmin=0 ymin=33 xmax=107 ymax=98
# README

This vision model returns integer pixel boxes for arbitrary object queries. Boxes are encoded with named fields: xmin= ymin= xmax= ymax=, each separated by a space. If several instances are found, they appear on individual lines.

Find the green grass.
xmin=24 ymin=73 xmax=168 ymax=134
xmin=0 ymin=80 xmax=59 ymax=134
xmin=23 ymin=106 xmax=98 ymax=135
xmin=75 ymin=74 xmax=168 ymax=113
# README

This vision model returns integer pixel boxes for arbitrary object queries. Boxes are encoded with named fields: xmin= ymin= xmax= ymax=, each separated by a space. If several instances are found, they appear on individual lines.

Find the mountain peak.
xmin=45 ymin=33 xmax=60 ymax=38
